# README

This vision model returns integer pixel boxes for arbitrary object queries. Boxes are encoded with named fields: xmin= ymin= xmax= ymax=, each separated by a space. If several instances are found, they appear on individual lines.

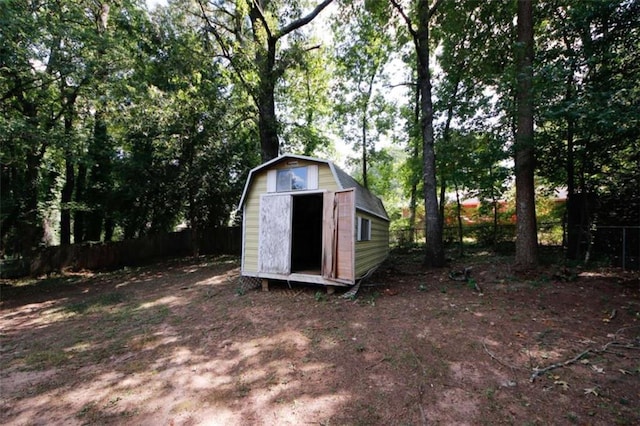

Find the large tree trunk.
xmin=514 ymin=0 xmax=538 ymax=268
xmin=257 ymin=79 xmax=280 ymax=162
xmin=247 ymin=1 xmax=334 ymax=162
xmin=417 ymin=0 xmax=445 ymax=267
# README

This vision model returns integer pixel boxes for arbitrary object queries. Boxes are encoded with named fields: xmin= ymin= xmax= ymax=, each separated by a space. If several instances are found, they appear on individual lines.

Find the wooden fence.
xmin=1 ymin=227 xmax=242 ymax=278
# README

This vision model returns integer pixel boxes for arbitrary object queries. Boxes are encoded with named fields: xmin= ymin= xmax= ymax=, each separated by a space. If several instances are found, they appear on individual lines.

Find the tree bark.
xmin=60 ymin=150 xmax=75 ymax=245
xmin=514 ymin=0 xmax=538 ymax=268
xmin=257 ymin=83 xmax=280 ymax=162
xmin=416 ymin=0 xmax=445 ymax=267
xmin=85 ymin=111 xmax=109 ymax=242
xmin=455 ymin=182 xmax=464 ymax=256
xmin=60 ymin=90 xmax=77 ymax=246
xmin=254 ymin=33 xmax=280 ymax=162
xmin=408 ymin=78 xmax=421 ymax=244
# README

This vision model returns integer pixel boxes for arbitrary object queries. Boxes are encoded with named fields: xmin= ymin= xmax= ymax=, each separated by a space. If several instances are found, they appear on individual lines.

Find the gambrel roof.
xmin=238 ymin=154 xmax=389 ymax=221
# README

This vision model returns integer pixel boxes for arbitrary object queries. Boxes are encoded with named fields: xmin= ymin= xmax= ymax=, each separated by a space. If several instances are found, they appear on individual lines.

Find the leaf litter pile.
xmin=1 ymin=250 xmax=639 ymax=425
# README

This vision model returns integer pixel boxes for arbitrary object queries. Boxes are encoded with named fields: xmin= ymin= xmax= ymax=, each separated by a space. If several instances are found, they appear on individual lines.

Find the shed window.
xmin=276 ymin=167 xmax=308 ymax=191
xmin=357 ymin=217 xmax=371 ymax=241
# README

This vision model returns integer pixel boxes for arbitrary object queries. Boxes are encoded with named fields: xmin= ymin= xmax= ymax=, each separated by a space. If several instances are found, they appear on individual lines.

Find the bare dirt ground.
xmin=1 ymin=249 xmax=639 ymax=425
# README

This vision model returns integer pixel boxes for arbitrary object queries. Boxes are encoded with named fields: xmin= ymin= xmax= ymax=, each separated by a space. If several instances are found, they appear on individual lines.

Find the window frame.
xmin=357 ymin=216 xmax=372 ymax=242
xmin=276 ymin=166 xmax=308 ymax=192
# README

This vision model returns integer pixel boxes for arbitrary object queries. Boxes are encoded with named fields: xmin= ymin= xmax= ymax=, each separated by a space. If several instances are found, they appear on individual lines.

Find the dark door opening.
xmin=291 ymin=193 xmax=323 ymax=273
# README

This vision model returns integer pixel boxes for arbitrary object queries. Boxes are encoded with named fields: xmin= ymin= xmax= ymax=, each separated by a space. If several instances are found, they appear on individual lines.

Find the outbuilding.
xmin=238 ymin=154 xmax=389 ymax=289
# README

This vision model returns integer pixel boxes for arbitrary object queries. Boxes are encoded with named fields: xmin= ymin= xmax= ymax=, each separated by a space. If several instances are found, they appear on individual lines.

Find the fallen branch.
xmin=482 ymin=338 xmax=523 ymax=373
xmin=530 ymin=330 xmax=640 ymax=382
xmin=366 ymin=356 xmax=389 ymax=370
xmin=530 ymin=348 xmax=593 ymax=382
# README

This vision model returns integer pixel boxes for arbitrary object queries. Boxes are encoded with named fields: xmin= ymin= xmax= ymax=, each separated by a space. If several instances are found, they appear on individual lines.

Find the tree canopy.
xmin=1 ymin=0 xmax=637 ymax=267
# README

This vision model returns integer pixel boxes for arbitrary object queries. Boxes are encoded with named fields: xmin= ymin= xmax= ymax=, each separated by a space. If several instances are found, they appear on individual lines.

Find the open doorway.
xmin=291 ymin=193 xmax=323 ymax=273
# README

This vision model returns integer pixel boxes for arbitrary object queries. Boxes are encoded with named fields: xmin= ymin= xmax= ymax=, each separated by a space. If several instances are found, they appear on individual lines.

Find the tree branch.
xmin=428 ymin=0 xmax=444 ymax=19
xmin=530 ymin=326 xmax=640 ymax=382
xmin=277 ymin=0 xmax=333 ymax=40
xmin=196 ymin=0 xmax=257 ymax=104
xmin=390 ymin=0 xmax=417 ymax=38
xmin=388 ymin=81 xmax=417 ymax=89
xmin=530 ymin=348 xmax=592 ymax=382
xmin=250 ymin=0 xmax=274 ymax=40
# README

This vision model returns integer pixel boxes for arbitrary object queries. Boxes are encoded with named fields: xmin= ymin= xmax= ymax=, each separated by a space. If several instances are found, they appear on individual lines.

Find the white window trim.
xmin=267 ymin=169 xmax=277 ymax=192
xmin=307 ymin=164 xmax=318 ymax=189
xmin=267 ymin=165 xmax=318 ymax=193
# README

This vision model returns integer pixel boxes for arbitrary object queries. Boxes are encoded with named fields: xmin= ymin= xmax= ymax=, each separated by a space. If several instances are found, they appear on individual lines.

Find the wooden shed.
xmin=239 ymin=154 xmax=389 ymax=289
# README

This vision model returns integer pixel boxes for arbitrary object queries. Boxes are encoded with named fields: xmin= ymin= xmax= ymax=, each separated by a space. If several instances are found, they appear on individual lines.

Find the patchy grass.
xmin=1 ymin=252 xmax=639 ymax=425
xmin=64 ymin=291 xmax=126 ymax=314
xmin=24 ymin=348 xmax=68 ymax=369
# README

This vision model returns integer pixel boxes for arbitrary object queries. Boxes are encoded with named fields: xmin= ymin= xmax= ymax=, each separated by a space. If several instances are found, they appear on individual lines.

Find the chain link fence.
xmin=593 ymin=226 xmax=639 ymax=270
xmin=391 ymin=223 xmax=639 ymax=270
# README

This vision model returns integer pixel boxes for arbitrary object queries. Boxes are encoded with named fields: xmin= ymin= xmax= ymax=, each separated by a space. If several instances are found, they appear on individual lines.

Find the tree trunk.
xmin=257 ymin=82 xmax=280 ymax=162
xmin=60 ymin=91 xmax=76 ymax=246
xmin=362 ymin=112 xmax=368 ymax=189
xmin=563 ymin=58 xmax=578 ymax=258
xmin=439 ymin=179 xmax=446 ymax=233
xmin=514 ymin=0 xmax=538 ymax=268
xmin=361 ymin=70 xmax=377 ymax=190
xmin=60 ymin=153 xmax=75 ymax=245
xmin=455 ymin=182 xmax=464 ymax=257
xmin=440 ymin=73 xmax=460 ymax=226
xmin=408 ymin=180 xmax=418 ymax=243
xmin=489 ymin=165 xmax=498 ymax=245
xmin=408 ymin=78 xmax=421 ymax=244
xmin=246 ymin=0 xmax=333 ymax=163
xmin=23 ymin=150 xmax=43 ymax=253
xmin=85 ymin=111 xmax=109 ymax=242
xmin=74 ymin=163 xmax=87 ymax=243
xmin=417 ymin=0 xmax=445 ymax=267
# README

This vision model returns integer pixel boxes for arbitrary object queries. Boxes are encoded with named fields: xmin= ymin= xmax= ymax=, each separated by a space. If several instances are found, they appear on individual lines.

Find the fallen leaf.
xmin=554 ymin=380 xmax=570 ymax=391
xmin=584 ymin=387 xmax=599 ymax=396
xmin=619 ymin=369 xmax=632 ymax=375
xmin=591 ymin=365 xmax=604 ymax=374
xmin=580 ymin=359 xmax=590 ymax=365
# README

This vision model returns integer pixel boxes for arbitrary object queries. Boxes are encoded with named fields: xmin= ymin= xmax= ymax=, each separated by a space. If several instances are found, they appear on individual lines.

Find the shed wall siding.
xmin=242 ymin=162 xmax=338 ymax=275
xmin=354 ymin=211 xmax=389 ymax=278
xmin=242 ymin=173 xmax=266 ymax=274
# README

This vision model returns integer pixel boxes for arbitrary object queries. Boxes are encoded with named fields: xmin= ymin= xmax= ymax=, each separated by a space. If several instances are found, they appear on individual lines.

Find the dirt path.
xmin=1 ymin=252 xmax=639 ymax=425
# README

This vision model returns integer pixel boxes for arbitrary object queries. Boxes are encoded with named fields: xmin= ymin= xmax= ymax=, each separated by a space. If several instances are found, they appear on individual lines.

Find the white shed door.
xmin=258 ymin=195 xmax=292 ymax=274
